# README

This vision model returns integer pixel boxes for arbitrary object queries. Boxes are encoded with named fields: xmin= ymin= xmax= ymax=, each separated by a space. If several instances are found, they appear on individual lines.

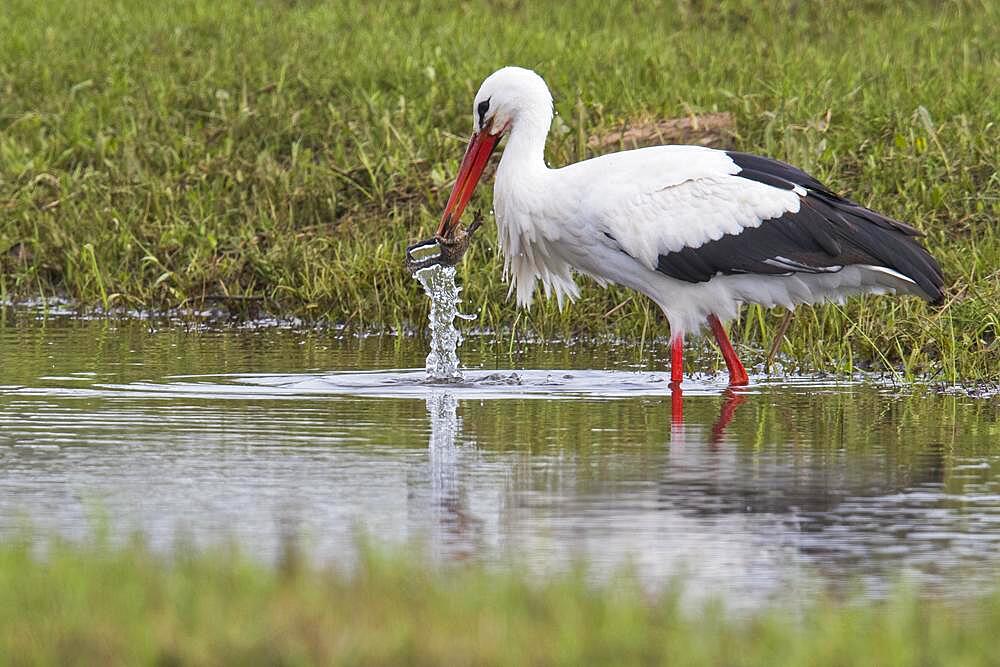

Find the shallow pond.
xmin=1 ymin=309 xmax=998 ymax=608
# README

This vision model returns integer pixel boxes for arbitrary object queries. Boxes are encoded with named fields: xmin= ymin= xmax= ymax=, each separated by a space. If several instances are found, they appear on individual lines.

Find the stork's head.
xmin=436 ymin=67 xmax=553 ymax=238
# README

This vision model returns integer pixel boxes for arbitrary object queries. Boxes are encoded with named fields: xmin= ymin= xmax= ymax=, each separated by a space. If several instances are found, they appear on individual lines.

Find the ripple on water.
xmin=2 ymin=369 xmax=885 ymax=401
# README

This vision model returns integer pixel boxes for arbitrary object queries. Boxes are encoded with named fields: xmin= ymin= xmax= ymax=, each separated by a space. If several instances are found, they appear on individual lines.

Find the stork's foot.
xmin=405 ymin=211 xmax=485 ymax=273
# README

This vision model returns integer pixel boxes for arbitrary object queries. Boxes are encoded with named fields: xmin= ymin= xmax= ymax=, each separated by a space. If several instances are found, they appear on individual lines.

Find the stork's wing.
xmin=592 ymin=149 xmax=944 ymax=303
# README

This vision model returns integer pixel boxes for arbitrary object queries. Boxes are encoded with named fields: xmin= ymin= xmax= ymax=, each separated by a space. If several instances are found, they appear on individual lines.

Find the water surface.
xmin=1 ymin=310 xmax=998 ymax=608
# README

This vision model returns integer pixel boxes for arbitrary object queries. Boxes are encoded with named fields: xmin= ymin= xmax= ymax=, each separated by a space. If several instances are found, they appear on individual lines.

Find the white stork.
xmin=435 ymin=67 xmax=944 ymax=387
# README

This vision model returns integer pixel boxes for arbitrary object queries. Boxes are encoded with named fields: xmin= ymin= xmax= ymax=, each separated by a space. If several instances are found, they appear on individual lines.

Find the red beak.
xmin=436 ymin=130 xmax=501 ymax=239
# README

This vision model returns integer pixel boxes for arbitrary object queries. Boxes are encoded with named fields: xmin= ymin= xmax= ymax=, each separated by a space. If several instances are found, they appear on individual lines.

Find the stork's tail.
xmin=851 ymin=215 xmax=944 ymax=305
xmin=809 ymin=191 xmax=945 ymax=305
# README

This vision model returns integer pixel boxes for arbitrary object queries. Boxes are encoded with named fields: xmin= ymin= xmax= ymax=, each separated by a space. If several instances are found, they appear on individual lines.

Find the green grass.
xmin=1 ymin=536 xmax=999 ymax=666
xmin=0 ymin=0 xmax=997 ymax=379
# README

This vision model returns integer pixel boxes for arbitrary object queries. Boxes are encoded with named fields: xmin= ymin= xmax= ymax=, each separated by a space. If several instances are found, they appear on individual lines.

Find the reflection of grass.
xmin=1 ymin=537 xmax=998 ymax=665
xmin=1 ymin=1 xmax=997 ymax=379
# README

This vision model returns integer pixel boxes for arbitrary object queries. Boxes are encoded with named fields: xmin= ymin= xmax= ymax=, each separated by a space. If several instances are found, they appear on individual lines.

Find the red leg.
xmin=707 ymin=314 xmax=749 ymax=386
xmin=671 ymin=334 xmax=684 ymax=384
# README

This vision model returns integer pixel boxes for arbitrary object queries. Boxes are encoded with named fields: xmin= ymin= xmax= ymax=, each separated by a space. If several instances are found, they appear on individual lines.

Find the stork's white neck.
xmin=492 ymin=100 xmax=579 ymax=310
xmin=497 ymin=105 xmax=552 ymax=179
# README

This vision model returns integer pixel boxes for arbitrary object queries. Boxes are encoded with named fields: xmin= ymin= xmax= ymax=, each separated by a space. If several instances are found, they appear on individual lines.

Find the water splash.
xmin=414 ymin=264 xmax=474 ymax=381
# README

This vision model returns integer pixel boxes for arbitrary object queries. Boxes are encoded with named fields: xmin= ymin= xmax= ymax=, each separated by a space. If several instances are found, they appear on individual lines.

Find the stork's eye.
xmin=477 ymin=99 xmax=490 ymax=128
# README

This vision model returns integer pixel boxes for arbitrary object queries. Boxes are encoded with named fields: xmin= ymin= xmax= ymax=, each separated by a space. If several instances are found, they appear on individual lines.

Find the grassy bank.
xmin=0 ymin=537 xmax=997 ymax=666
xmin=1 ymin=0 xmax=997 ymax=379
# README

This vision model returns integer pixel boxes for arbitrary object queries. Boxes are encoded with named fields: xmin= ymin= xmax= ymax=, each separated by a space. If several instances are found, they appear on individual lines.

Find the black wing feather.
xmin=654 ymin=152 xmax=944 ymax=304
